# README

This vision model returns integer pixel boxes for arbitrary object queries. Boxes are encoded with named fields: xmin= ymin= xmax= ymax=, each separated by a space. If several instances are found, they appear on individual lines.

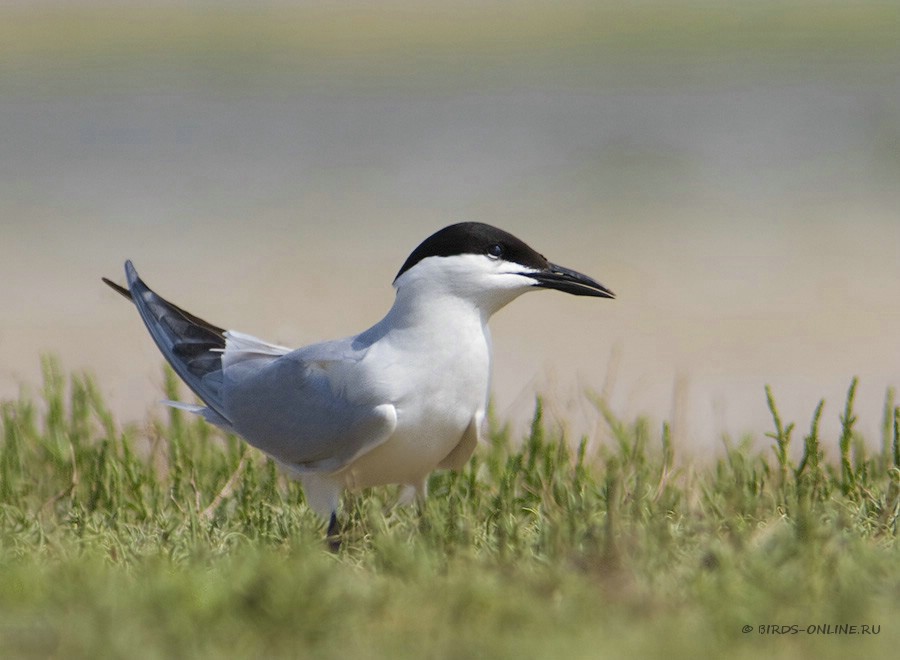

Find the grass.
xmin=1 ymin=357 xmax=898 ymax=659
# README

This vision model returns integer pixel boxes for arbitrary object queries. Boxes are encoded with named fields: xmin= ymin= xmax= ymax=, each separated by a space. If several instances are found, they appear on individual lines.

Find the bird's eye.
xmin=487 ymin=244 xmax=504 ymax=259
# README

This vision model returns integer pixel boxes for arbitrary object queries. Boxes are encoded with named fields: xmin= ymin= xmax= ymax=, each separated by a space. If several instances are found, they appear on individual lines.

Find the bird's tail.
xmin=103 ymin=261 xmax=231 ymax=426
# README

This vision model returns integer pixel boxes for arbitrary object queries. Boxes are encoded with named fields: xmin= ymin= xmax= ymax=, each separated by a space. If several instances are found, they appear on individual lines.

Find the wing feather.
xmin=222 ymin=351 xmax=397 ymax=472
xmin=107 ymin=261 xmax=395 ymax=474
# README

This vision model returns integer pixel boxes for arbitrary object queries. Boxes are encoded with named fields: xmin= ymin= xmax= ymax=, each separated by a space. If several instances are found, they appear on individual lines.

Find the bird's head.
xmin=392 ymin=222 xmax=614 ymax=318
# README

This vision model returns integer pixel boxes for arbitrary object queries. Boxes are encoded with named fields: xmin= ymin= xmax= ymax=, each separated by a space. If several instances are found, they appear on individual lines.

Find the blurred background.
xmin=1 ymin=1 xmax=898 ymax=450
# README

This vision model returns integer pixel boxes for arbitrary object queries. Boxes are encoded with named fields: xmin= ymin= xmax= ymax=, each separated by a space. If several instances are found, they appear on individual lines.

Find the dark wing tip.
xmin=102 ymin=276 xmax=133 ymax=301
xmin=107 ymin=259 xmax=229 ymax=417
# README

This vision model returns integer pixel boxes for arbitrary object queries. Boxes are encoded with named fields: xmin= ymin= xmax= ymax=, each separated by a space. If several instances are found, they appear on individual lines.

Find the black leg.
xmin=326 ymin=511 xmax=342 ymax=552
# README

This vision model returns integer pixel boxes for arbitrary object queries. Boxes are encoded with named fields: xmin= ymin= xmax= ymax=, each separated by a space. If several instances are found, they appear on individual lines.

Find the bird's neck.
xmin=356 ymin=281 xmax=493 ymax=351
xmin=388 ymin=285 xmax=488 ymax=335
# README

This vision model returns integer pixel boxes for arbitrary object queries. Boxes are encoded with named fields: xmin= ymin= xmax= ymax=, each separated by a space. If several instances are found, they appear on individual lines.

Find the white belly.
xmin=335 ymin=327 xmax=490 ymax=490
xmin=336 ymin=414 xmax=469 ymax=490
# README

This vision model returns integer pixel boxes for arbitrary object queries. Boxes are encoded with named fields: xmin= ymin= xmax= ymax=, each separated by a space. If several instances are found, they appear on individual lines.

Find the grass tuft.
xmin=0 ymin=357 xmax=898 ymax=658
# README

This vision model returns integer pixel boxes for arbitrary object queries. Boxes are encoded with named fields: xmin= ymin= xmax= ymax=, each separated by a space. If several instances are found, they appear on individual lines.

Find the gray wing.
xmin=222 ymin=349 xmax=397 ymax=472
xmin=106 ymin=261 xmax=230 ymax=420
xmin=107 ymin=260 xmax=395 ymax=472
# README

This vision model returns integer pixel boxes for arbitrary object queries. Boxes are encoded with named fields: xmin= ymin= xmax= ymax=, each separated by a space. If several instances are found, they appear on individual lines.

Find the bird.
xmin=103 ymin=222 xmax=614 ymax=544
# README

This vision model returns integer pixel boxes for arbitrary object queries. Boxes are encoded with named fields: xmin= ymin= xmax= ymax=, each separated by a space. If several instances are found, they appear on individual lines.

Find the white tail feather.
xmin=222 ymin=330 xmax=290 ymax=368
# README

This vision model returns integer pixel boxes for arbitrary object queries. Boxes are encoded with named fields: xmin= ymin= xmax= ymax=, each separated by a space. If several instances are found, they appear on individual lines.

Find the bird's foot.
xmin=326 ymin=511 xmax=342 ymax=553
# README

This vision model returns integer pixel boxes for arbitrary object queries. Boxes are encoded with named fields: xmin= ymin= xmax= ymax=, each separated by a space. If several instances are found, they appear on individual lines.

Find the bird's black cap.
xmin=394 ymin=222 xmax=549 ymax=282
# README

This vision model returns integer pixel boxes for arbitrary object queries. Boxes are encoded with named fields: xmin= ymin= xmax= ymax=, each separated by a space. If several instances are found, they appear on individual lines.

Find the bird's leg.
xmin=413 ymin=480 xmax=431 ymax=535
xmin=326 ymin=511 xmax=342 ymax=552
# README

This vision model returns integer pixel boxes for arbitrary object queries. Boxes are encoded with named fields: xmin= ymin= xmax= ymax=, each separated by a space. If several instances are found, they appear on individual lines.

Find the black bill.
xmin=528 ymin=262 xmax=615 ymax=299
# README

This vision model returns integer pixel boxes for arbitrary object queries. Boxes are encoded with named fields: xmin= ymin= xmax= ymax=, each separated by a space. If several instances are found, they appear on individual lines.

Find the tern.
xmin=104 ymin=222 xmax=614 ymax=543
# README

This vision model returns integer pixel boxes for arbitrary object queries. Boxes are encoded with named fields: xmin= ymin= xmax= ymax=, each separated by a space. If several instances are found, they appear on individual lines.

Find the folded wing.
xmin=106 ymin=261 xmax=397 ymax=473
xmin=224 ymin=353 xmax=397 ymax=472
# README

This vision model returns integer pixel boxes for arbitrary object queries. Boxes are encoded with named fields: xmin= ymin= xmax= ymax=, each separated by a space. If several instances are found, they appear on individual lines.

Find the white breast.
xmin=335 ymin=307 xmax=492 ymax=490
